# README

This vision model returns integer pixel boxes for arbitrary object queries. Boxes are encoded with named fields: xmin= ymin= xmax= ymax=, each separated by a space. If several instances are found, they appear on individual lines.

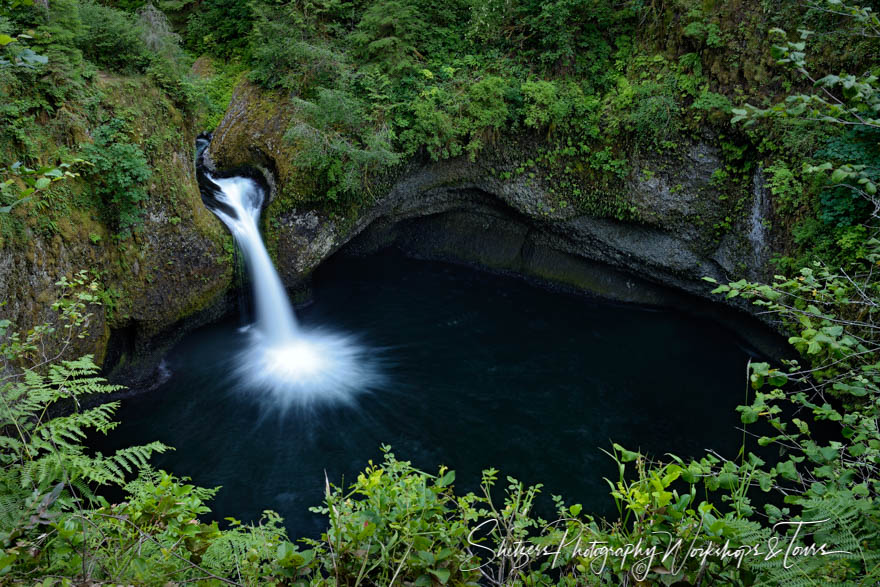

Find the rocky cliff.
xmin=0 ymin=76 xmax=234 ymax=382
xmin=206 ymin=81 xmax=771 ymax=307
xmin=0 ymin=75 xmax=777 ymax=381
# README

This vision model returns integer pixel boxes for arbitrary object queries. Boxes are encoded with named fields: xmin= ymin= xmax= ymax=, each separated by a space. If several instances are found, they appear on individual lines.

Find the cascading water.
xmin=211 ymin=176 xmax=298 ymax=340
xmin=202 ymin=169 xmax=382 ymax=408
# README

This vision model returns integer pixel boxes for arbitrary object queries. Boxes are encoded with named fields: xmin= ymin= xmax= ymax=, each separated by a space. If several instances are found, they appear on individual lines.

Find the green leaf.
xmin=830 ymin=168 xmax=849 ymax=183
xmin=0 ymin=552 xmax=18 ymax=572
xmin=276 ymin=541 xmax=295 ymax=561
xmin=435 ymin=547 xmax=453 ymax=561
xmin=34 ymin=177 xmax=51 ymax=190
xmin=776 ymin=460 xmax=798 ymax=481
xmin=613 ymin=443 xmax=639 ymax=462
xmin=429 ymin=568 xmax=451 ymax=584
xmin=818 ymin=446 xmax=838 ymax=462
xmin=738 ymin=405 xmax=760 ymax=424
xmin=437 ymin=470 xmax=455 ymax=487
xmin=717 ymin=472 xmax=738 ymax=490
xmin=768 ymin=372 xmax=788 ymax=387
xmin=17 ymin=48 xmax=47 ymax=66
xmin=0 ymin=34 xmax=14 ymax=46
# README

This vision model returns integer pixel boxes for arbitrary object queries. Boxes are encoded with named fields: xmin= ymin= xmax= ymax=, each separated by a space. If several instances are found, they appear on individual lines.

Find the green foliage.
xmin=0 ymin=280 xmax=168 ymax=576
xmin=812 ymin=127 xmax=880 ymax=226
xmin=243 ymin=0 xmax=644 ymax=217
xmin=521 ymin=80 xmax=563 ymax=129
xmin=0 ymin=159 xmax=84 ymax=213
xmin=349 ymin=0 xmax=427 ymax=73
xmin=682 ymin=8 xmax=726 ymax=49
xmin=305 ymin=446 xmax=481 ymax=584
xmin=702 ymin=243 xmax=880 ymax=583
xmin=732 ymin=0 xmax=880 ymax=266
xmin=286 ymin=86 xmax=400 ymax=203
xmin=248 ymin=18 xmax=345 ymax=93
xmin=75 ymin=1 xmax=149 ymax=72
xmin=185 ymin=0 xmax=254 ymax=58
xmin=1 ymin=270 xmax=102 ymax=375
xmin=626 ymin=77 xmax=681 ymax=147
xmin=0 ymin=279 xmax=309 ymax=584
xmin=400 ymin=73 xmax=515 ymax=161
xmin=691 ymin=88 xmax=732 ymax=125
xmin=466 ymin=76 xmax=511 ymax=130
xmin=1 ymin=1 xmax=879 ymax=582
xmin=0 ymin=357 xmax=165 ymax=495
xmin=198 ymin=60 xmax=247 ymax=130
xmin=764 ymin=160 xmax=804 ymax=216
xmin=0 ymin=18 xmax=48 ymax=69
xmin=137 ymin=3 xmax=199 ymax=106
xmin=466 ymin=0 xmax=631 ymax=77
xmin=82 ymin=118 xmax=151 ymax=237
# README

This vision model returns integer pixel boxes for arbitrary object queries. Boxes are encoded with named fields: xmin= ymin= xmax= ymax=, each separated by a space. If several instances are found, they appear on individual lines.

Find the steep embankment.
xmin=0 ymin=74 xmax=233 ymax=379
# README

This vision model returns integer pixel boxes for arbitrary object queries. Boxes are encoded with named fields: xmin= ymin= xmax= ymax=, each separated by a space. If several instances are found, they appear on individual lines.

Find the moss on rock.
xmin=0 ymin=71 xmax=234 ymax=375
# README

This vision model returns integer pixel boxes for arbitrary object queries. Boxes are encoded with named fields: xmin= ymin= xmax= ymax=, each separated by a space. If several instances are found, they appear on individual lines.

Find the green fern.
xmin=746 ymin=493 xmax=879 ymax=584
xmin=0 ymin=354 xmax=168 ymax=549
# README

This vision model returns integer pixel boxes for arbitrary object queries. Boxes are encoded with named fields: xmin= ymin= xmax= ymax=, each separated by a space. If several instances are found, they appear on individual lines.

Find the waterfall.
xmin=202 ymin=170 xmax=383 ymax=408
xmin=748 ymin=167 xmax=771 ymax=274
xmin=209 ymin=176 xmax=298 ymax=341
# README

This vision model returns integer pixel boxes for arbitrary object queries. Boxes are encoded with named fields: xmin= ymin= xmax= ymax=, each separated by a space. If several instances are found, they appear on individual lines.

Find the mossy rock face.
xmin=207 ymin=81 xmax=768 ymax=302
xmin=208 ymin=81 xmax=319 ymax=206
xmin=0 ymin=74 xmax=234 ymax=376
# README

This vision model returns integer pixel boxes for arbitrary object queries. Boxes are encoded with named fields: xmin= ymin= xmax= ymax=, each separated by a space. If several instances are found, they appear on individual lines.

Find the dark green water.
xmin=102 ymin=249 xmax=761 ymax=537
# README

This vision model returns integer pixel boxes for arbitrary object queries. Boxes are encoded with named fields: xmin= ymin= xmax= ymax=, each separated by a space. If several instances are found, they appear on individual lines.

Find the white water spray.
xmin=207 ymin=174 xmax=381 ymax=407
xmin=211 ymin=177 xmax=298 ymax=341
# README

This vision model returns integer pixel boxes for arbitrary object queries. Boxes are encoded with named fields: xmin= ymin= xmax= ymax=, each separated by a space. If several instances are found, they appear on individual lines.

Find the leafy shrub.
xmin=76 ymin=2 xmax=149 ymax=72
xmin=521 ymin=79 xmax=560 ymax=129
xmin=247 ymin=0 xmax=357 ymax=95
xmin=185 ymin=0 xmax=254 ymax=58
xmin=691 ymin=88 xmax=733 ymax=124
xmin=305 ymin=447 xmax=482 ymax=584
xmin=765 ymin=160 xmax=804 ymax=215
xmin=348 ymin=0 xmax=427 ymax=73
xmin=520 ymin=79 xmax=597 ymax=133
xmin=286 ymin=87 xmax=400 ymax=203
xmin=82 ymin=119 xmax=151 ymax=236
xmin=198 ymin=60 xmax=246 ymax=130
xmin=465 ymin=75 xmax=510 ymax=130
xmin=702 ymin=244 xmax=880 ymax=584
xmin=813 ymin=127 xmax=880 ymax=227
xmin=251 ymin=38 xmax=343 ymax=92
xmin=400 ymin=85 xmax=463 ymax=159
xmin=625 ymin=78 xmax=680 ymax=147
xmin=683 ymin=20 xmax=724 ymax=48
xmin=817 ymin=183 xmax=873 ymax=226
